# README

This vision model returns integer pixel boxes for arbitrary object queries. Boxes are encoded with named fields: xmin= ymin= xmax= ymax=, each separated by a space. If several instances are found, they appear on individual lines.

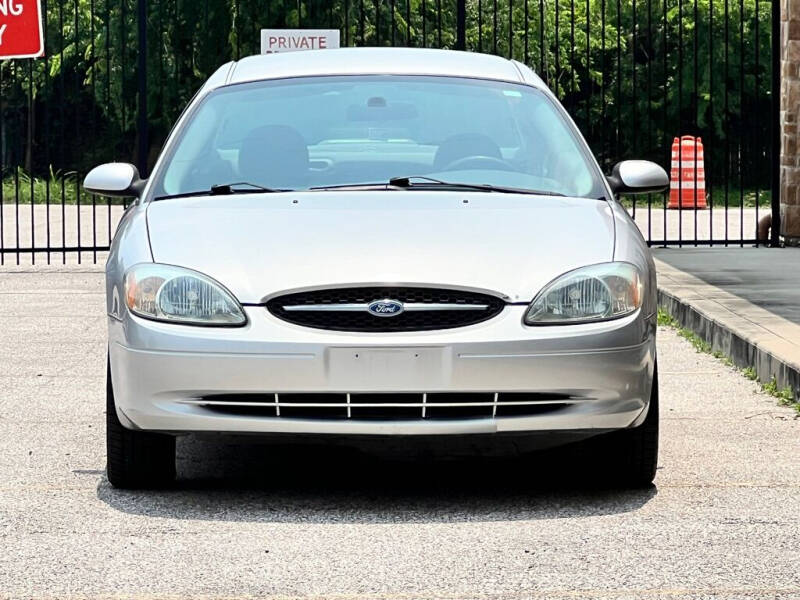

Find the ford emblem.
xmin=367 ymin=299 xmax=404 ymax=317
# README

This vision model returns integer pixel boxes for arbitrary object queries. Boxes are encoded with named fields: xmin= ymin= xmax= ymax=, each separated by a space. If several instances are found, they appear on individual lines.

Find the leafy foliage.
xmin=0 ymin=0 xmax=773 ymax=192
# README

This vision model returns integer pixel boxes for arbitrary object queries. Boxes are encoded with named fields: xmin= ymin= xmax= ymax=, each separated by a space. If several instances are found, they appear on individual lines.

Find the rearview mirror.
xmin=606 ymin=160 xmax=669 ymax=195
xmin=83 ymin=163 xmax=146 ymax=198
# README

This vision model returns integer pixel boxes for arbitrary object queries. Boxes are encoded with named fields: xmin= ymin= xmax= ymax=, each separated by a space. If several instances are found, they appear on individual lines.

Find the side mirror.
xmin=606 ymin=160 xmax=669 ymax=195
xmin=83 ymin=163 xmax=146 ymax=198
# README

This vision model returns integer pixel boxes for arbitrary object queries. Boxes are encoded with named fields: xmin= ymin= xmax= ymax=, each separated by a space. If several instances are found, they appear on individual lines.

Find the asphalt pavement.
xmin=0 ymin=268 xmax=799 ymax=600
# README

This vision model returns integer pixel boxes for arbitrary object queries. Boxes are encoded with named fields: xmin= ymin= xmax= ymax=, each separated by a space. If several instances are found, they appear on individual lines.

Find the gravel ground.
xmin=0 ymin=269 xmax=798 ymax=600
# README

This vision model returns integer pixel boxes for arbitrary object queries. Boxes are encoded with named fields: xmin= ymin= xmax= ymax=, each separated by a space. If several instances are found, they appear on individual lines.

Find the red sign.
xmin=0 ymin=0 xmax=44 ymax=59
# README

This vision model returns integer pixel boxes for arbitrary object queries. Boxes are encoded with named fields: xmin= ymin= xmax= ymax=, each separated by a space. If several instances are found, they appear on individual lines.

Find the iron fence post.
xmin=137 ymin=0 xmax=149 ymax=177
xmin=456 ymin=0 xmax=466 ymax=50
xmin=771 ymin=0 xmax=781 ymax=246
xmin=0 ymin=0 xmax=785 ymax=260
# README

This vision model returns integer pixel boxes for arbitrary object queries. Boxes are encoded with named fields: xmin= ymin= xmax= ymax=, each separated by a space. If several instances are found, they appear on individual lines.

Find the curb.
xmin=658 ymin=287 xmax=800 ymax=402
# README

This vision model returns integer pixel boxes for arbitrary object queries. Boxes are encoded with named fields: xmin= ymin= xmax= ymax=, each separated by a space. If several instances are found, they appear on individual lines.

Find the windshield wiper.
xmin=310 ymin=177 xmax=565 ymax=195
xmin=153 ymin=182 xmax=288 ymax=201
xmin=209 ymin=181 xmax=287 ymax=194
xmin=309 ymin=182 xmax=391 ymax=191
xmin=388 ymin=176 xmax=565 ymax=196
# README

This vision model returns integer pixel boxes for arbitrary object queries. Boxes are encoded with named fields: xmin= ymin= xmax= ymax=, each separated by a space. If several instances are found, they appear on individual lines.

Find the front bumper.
xmin=108 ymin=304 xmax=656 ymax=436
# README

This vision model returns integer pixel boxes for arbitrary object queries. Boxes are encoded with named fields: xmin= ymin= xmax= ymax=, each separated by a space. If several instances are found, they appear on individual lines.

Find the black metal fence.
xmin=0 ymin=0 xmax=780 ymax=264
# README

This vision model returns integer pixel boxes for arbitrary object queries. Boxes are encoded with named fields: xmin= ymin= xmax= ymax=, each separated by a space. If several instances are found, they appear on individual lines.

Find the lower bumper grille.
xmin=183 ymin=392 xmax=581 ymax=420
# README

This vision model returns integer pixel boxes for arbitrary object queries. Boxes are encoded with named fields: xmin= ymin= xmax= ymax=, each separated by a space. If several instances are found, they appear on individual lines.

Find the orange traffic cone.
xmin=668 ymin=136 xmax=708 ymax=209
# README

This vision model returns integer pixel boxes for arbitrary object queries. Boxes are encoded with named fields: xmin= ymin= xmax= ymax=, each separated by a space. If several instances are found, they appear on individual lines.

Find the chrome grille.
xmin=266 ymin=287 xmax=506 ymax=332
xmin=180 ymin=392 xmax=583 ymax=420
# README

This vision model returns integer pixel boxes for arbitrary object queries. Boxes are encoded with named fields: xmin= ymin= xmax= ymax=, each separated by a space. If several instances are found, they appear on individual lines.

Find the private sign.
xmin=260 ymin=29 xmax=340 ymax=54
xmin=0 ymin=0 xmax=44 ymax=58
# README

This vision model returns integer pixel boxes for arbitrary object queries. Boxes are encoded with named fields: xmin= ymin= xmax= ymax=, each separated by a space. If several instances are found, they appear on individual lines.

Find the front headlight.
xmin=524 ymin=262 xmax=643 ymax=325
xmin=124 ymin=263 xmax=246 ymax=326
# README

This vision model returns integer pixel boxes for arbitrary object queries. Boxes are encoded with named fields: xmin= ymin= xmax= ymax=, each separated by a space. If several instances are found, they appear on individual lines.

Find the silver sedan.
xmin=85 ymin=47 xmax=668 ymax=489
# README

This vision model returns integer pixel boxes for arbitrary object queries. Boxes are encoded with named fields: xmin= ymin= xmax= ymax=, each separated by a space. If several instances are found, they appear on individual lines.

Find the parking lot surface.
xmin=1 ymin=268 xmax=799 ymax=600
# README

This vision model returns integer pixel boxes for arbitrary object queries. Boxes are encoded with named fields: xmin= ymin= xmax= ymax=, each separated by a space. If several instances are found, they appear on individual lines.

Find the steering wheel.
xmin=183 ymin=151 xmax=235 ymax=189
xmin=441 ymin=155 xmax=516 ymax=172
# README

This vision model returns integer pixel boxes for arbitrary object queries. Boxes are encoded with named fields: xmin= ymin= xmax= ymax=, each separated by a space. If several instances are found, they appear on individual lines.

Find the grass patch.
xmin=620 ymin=188 xmax=772 ymax=209
xmin=677 ymin=327 xmax=712 ymax=354
xmin=707 ymin=187 xmax=772 ymax=208
xmin=763 ymin=378 xmax=797 ymax=411
xmin=742 ymin=366 xmax=758 ymax=381
xmin=657 ymin=309 xmax=679 ymax=327
xmin=1 ymin=167 xmax=126 ymax=205
xmin=712 ymin=350 xmax=734 ymax=367
xmin=657 ymin=307 xmax=799 ymax=414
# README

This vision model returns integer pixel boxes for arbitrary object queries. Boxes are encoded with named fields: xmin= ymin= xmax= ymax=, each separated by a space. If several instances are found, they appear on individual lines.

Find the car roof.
xmin=218 ymin=47 xmax=543 ymax=89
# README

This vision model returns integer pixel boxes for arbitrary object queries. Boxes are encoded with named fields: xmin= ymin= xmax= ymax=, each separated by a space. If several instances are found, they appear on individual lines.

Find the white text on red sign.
xmin=0 ymin=0 xmax=44 ymax=58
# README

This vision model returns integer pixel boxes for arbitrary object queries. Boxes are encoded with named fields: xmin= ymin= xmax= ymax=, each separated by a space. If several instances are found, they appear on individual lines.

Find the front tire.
xmin=597 ymin=364 xmax=660 ymax=488
xmin=106 ymin=359 xmax=176 ymax=489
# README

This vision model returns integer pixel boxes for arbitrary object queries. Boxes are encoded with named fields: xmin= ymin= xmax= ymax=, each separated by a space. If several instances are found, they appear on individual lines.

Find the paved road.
xmin=0 ymin=204 xmax=123 ymax=266
xmin=629 ymin=205 xmax=763 ymax=244
xmin=1 ymin=269 xmax=799 ymax=599
xmin=655 ymin=247 xmax=800 ymax=325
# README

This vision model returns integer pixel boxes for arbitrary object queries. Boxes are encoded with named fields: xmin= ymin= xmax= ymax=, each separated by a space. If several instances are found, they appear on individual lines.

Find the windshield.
xmin=152 ymin=75 xmax=605 ymax=199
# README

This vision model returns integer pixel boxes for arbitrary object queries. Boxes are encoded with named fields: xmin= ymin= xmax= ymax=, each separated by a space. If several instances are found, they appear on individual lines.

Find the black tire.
xmin=595 ymin=364 xmax=660 ymax=488
xmin=106 ymin=358 xmax=176 ymax=489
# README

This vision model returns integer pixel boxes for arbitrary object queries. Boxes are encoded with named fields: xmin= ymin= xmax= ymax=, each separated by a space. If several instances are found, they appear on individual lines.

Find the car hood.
xmin=146 ymin=191 xmax=616 ymax=304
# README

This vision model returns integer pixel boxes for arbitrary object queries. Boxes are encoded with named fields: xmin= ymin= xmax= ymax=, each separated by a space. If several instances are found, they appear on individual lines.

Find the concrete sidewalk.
xmin=654 ymin=247 xmax=800 ymax=400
